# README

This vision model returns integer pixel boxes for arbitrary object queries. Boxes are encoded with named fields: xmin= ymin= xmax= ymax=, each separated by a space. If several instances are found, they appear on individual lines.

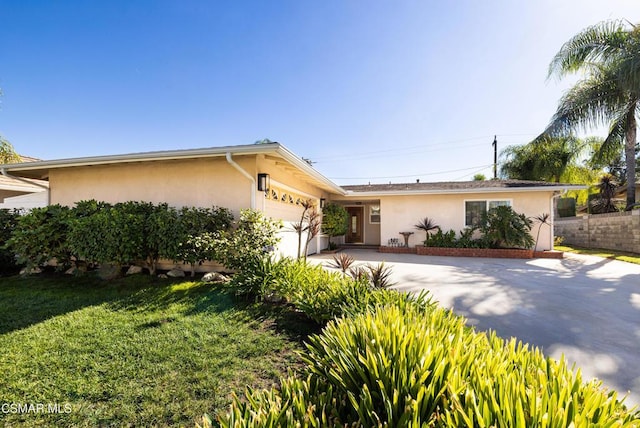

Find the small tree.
xmin=533 ymin=213 xmax=551 ymax=251
xmin=414 ymin=217 xmax=440 ymax=246
xmin=590 ymin=174 xmax=619 ymax=214
xmin=292 ymin=200 xmax=321 ymax=260
xmin=321 ymin=203 xmax=348 ymax=248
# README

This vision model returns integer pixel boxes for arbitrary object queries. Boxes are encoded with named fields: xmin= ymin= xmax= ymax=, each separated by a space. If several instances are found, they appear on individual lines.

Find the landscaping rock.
xmin=20 ymin=266 xmax=42 ymax=275
xmin=65 ymin=267 xmax=78 ymax=275
xmin=98 ymin=263 xmax=122 ymax=280
xmin=158 ymin=274 xmax=168 ymax=279
xmin=126 ymin=265 xmax=144 ymax=275
xmin=166 ymin=268 xmax=185 ymax=278
xmin=201 ymin=272 xmax=231 ymax=283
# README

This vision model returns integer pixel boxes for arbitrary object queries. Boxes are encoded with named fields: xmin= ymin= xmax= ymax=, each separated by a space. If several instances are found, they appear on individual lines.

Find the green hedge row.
xmin=210 ymin=259 xmax=639 ymax=427
xmin=6 ymin=202 xmax=282 ymax=276
xmin=0 ymin=209 xmax=21 ymax=274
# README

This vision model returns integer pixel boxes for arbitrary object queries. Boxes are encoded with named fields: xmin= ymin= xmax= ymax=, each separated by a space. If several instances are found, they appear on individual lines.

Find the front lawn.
xmin=0 ymin=273 xmax=316 ymax=427
xmin=555 ymin=244 xmax=640 ymax=265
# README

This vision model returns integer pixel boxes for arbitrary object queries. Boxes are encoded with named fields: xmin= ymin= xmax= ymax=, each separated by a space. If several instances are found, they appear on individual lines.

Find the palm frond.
xmin=548 ymin=20 xmax=627 ymax=80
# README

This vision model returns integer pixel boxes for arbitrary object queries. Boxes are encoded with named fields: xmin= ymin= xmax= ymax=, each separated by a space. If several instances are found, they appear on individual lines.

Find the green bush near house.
xmin=419 ymin=206 xmax=535 ymax=249
xmin=8 ymin=204 xmax=75 ymax=271
xmin=0 ymin=208 xmax=22 ymax=274
xmin=321 ymin=203 xmax=349 ymax=246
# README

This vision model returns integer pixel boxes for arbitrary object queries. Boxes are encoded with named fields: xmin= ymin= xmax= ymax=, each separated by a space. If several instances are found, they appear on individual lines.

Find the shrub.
xmin=220 ymin=304 xmax=639 ymax=426
xmin=322 ymin=203 xmax=349 ymax=245
xmin=69 ymin=201 xmax=150 ymax=269
xmin=215 ymin=209 xmax=281 ymax=272
xmin=0 ymin=209 xmax=22 ymax=274
xmin=427 ymin=228 xmax=457 ymax=247
xmin=8 ymin=205 xmax=74 ymax=271
xmin=479 ymin=205 xmax=534 ymax=249
xmin=175 ymin=206 xmax=233 ymax=276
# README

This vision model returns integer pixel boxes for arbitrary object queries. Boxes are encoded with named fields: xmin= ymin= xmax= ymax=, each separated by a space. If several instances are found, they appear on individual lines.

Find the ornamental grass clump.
xmin=218 ymin=304 xmax=639 ymax=427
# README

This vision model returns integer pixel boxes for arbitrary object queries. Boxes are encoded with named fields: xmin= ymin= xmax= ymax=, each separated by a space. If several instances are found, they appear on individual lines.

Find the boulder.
xmin=20 ymin=266 xmax=42 ymax=275
xmin=98 ymin=263 xmax=122 ymax=280
xmin=126 ymin=265 xmax=144 ymax=275
xmin=201 ymin=272 xmax=231 ymax=283
xmin=166 ymin=268 xmax=185 ymax=278
xmin=158 ymin=274 xmax=168 ymax=279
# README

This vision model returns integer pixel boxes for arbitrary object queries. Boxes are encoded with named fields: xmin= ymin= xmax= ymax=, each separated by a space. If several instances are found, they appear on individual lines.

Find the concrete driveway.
xmin=310 ymin=250 xmax=640 ymax=407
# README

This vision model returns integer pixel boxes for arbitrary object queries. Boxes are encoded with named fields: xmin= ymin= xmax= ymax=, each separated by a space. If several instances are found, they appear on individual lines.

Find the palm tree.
xmin=414 ymin=217 xmax=440 ymax=246
xmin=541 ymin=20 xmax=640 ymax=209
xmin=501 ymin=136 xmax=594 ymax=183
xmin=533 ymin=213 xmax=550 ymax=251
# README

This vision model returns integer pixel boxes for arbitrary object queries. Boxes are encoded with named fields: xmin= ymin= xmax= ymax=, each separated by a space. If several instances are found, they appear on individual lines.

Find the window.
xmin=369 ymin=205 xmax=380 ymax=223
xmin=465 ymin=200 xmax=510 ymax=227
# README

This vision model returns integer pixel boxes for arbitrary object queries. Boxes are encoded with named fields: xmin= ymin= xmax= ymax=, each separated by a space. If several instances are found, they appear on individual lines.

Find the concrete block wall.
xmin=554 ymin=211 xmax=640 ymax=254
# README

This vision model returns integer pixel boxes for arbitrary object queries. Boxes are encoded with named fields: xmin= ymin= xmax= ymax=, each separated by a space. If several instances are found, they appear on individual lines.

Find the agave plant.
xmin=414 ymin=217 xmax=440 ymax=246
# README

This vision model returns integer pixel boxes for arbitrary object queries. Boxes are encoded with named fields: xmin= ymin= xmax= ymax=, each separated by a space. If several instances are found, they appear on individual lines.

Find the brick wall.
xmin=554 ymin=211 xmax=640 ymax=254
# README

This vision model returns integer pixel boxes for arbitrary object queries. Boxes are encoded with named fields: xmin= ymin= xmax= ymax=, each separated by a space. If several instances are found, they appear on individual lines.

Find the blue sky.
xmin=1 ymin=1 xmax=638 ymax=183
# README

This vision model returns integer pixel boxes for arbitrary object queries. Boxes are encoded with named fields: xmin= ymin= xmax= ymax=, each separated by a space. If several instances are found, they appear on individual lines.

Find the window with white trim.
xmin=465 ymin=200 xmax=510 ymax=227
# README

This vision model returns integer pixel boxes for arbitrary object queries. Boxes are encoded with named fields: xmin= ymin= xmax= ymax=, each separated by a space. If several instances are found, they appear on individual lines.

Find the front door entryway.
xmin=345 ymin=206 xmax=364 ymax=243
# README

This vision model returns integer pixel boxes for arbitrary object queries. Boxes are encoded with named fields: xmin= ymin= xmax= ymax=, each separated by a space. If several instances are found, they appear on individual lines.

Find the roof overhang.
xmin=1 ymin=143 xmax=346 ymax=196
xmin=341 ymin=184 xmax=586 ymax=197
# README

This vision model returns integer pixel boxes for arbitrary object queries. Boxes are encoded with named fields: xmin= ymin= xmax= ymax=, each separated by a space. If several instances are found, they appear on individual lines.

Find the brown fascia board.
xmin=2 ymin=143 xmax=346 ymax=195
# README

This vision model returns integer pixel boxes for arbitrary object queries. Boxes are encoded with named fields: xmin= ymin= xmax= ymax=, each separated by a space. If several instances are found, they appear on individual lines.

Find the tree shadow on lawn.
xmin=0 ymin=272 xmax=321 ymax=345
xmin=0 ymin=273 xmax=233 ymax=335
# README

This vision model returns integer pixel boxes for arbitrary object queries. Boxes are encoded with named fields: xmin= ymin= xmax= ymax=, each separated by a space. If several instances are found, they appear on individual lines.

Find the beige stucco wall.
xmin=49 ymin=157 xmax=257 ymax=216
xmin=49 ymin=154 xmax=331 ymax=260
xmin=341 ymin=191 xmax=555 ymax=250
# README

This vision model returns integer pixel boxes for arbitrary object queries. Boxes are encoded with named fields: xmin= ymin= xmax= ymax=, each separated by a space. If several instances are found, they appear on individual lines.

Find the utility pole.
xmin=492 ymin=135 xmax=497 ymax=179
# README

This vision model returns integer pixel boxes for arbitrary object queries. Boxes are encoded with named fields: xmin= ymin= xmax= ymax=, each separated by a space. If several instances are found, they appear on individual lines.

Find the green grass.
xmin=556 ymin=244 xmax=640 ymax=265
xmin=0 ymin=273 xmax=317 ymax=427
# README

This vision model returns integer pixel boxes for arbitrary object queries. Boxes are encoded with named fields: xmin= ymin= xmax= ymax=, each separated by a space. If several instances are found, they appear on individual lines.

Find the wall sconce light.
xmin=257 ymin=173 xmax=270 ymax=192
xmin=320 ymin=198 xmax=326 ymax=209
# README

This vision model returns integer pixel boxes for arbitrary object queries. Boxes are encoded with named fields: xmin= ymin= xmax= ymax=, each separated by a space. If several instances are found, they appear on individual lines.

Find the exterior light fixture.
xmin=320 ymin=198 xmax=326 ymax=209
xmin=257 ymin=173 xmax=270 ymax=192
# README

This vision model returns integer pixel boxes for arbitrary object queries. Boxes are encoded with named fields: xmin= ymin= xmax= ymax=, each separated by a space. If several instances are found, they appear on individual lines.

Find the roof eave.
xmin=1 ymin=142 xmax=347 ymax=195
xmin=342 ymin=185 xmax=586 ymax=197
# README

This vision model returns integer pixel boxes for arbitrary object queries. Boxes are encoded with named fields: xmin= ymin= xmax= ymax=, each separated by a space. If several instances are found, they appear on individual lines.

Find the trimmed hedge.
xmin=7 ymin=201 xmax=235 ymax=275
xmin=0 ymin=209 xmax=22 ymax=274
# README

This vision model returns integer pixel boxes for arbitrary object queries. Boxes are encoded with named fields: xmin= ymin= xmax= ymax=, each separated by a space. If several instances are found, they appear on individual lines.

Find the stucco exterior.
xmin=373 ymin=191 xmax=555 ymax=251
xmin=45 ymin=151 xmax=330 ymax=260
xmin=4 ymin=143 xmax=577 ymax=261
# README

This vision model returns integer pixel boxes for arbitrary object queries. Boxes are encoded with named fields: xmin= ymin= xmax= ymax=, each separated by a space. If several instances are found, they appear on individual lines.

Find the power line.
xmin=328 ymin=163 xmax=494 ymax=180
xmin=311 ymin=134 xmax=538 ymax=164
